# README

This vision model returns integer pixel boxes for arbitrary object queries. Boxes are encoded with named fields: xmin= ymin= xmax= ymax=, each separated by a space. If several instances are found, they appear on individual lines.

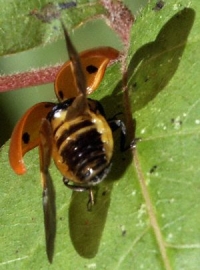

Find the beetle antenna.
xmin=61 ymin=21 xmax=86 ymax=97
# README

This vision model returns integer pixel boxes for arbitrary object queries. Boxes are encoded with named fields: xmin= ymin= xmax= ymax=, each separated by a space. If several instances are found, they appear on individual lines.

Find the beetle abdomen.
xmin=49 ymin=101 xmax=113 ymax=186
xmin=60 ymin=120 xmax=110 ymax=184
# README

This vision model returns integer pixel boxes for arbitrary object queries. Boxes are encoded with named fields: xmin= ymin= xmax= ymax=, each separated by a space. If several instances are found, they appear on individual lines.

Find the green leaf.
xmin=0 ymin=0 xmax=105 ymax=56
xmin=1 ymin=0 xmax=200 ymax=269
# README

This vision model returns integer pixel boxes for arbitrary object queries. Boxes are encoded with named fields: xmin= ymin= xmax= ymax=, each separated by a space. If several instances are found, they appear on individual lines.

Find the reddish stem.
xmin=0 ymin=65 xmax=62 ymax=93
xmin=100 ymin=0 xmax=134 ymax=47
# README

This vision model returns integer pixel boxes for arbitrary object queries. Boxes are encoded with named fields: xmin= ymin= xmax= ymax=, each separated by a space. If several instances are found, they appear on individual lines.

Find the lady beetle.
xmin=9 ymin=23 xmax=122 ymax=207
xmin=9 ymin=22 xmax=125 ymax=260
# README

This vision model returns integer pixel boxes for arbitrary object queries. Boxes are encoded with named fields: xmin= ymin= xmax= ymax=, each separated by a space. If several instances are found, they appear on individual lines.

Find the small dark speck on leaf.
xmin=133 ymin=82 xmax=137 ymax=88
xmin=102 ymin=191 xmax=107 ymax=196
xmin=150 ymin=165 xmax=158 ymax=174
xmin=171 ymin=117 xmax=183 ymax=128
xmin=120 ymin=225 xmax=127 ymax=236
xmin=58 ymin=1 xmax=77 ymax=10
xmin=153 ymin=0 xmax=165 ymax=11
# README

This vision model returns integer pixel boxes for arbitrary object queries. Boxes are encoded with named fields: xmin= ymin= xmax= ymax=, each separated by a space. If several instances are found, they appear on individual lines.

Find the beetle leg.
xmin=108 ymin=117 xmax=140 ymax=151
xmin=39 ymin=119 xmax=56 ymax=263
xmin=63 ymin=177 xmax=88 ymax=192
xmin=108 ymin=118 xmax=128 ymax=151
xmin=63 ymin=177 xmax=94 ymax=211
xmin=87 ymin=188 xmax=94 ymax=211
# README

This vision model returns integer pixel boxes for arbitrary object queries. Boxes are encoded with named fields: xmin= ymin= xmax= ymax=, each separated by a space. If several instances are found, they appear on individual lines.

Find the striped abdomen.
xmin=48 ymin=99 xmax=113 ymax=186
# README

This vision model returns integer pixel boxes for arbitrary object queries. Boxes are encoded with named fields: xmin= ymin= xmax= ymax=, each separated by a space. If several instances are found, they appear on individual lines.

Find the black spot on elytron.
xmin=44 ymin=103 xmax=52 ymax=108
xmin=22 ymin=132 xmax=30 ymax=144
xmin=58 ymin=90 xmax=64 ymax=100
xmin=86 ymin=65 xmax=98 ymax=74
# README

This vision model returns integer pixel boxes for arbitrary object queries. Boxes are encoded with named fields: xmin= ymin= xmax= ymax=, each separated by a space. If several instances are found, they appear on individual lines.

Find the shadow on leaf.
xmin=128 ymin=7 xmax=195 ymax=113
xmin=67 ymin=7 xmax=195 ymax=260
xmin=68 ymin=182 xmax=112 ymax=258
